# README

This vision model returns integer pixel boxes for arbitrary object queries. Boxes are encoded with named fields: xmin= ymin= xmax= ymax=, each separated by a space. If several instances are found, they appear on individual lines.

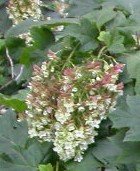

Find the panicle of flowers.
xmin=7 ymin=0 xmax=42 ymax=25
xmin=6 ymin=0 xmax=42 ymax=45
xmin=54 ymin=0 xmax=68 ymax=18
xmin=25 ymin=54 xmax=124 ymax=162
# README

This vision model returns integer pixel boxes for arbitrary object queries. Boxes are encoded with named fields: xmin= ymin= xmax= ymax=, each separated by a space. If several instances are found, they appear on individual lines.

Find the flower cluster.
xmin=26 ymin=56 xmax=124 ymax=162
xmin=7 ymin=0 xmax=42 ymax=25
xmin=55 ymin=0 xmax=68 ymax=17
xmin=6 ymin=0 xmax=42 ymax=45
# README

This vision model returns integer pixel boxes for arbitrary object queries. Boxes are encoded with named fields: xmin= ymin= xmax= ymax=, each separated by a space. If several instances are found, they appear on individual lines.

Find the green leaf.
xmin=65 ymin=148 xmax=102 ymax=171
xmin=66 ymin=0 xmax=100 ymax=17
xmin=30 ymin=27 xmax=55 ymax=50
xmin=11 ymin=89 xmax=29 ymax=101
xmin=20 ymin=27 xmax=55 ymax=65
xmin=126 ymin=51 xmax=140 ymax=94
xmin=95 ymin=6 xmax=116 ymax=30
xmin=5 ymin=37 xmax=26 ymax=62
xmin=106 ymin=11 xmax=128 ymax=30
xmin=107 ymin=31 xmax=125 ymax=53
xmin=0 ymin=141 xmax=52 ymax=171
xmin=39 ymin=163 xmax=53 ymax=171
xmin=0 ymin=110 xmax=53 ymax=171
xmin=98 ymin=30 xmax=125 ymax=53
xmin=0 ymin=93 xmax=27 ymax=112
xmin=93 ymin=130 xmax=140 ymax=166
xmin=83 ymin=6 xmax=117 ymax=30
xmin=102 ymin=0 xmax=140 ymax=15
xmin=63 ymin=19 xmax=99 ymax=51
xmin=5 ymin=18 xmax=79 ymax=38
xmin=109 ymin=95 xmax=140 ymax=141
xmin=20 ymin=46 xmax=47 ymax=65
xmin=0 ymin=39 xmax=5 ymax=49
xmin=98 ymin=31 xmax=111 ymax=46
xmin=0 ymin=109 xmax=28 ymax=154
xmin=0 ymin=5 xmax=12 ymax=35
xmin=0 ymin=0 xmax=6 ymax=6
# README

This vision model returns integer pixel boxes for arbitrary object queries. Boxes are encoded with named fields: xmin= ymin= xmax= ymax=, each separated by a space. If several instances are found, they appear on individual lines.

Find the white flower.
xmin=78 ymin=106 xmax=85 ymax=112
xmin=43 ymin=71 xmax=49 ymax=78
xmin=96 ymin=76 xmax=101 ymax=81
xmin=75 ymin=73 xmax=82 ymax=79
xmin=41 ymin=63 xmax=47 ymax=71
xmin=72 ymin=87 xmax=78 ymax=92
xmin=105 ymin=84 xmax=117 ymax=91
xmin=28 ymin=128 xmax=38 ymax=137
xmin=55 ymin=111 xmax=71 ymax=124
xmin=74 ymin=153 xmax=83 ymax=162
xmin=50 ymin=66 xmax=55 ymax=72
xmin=74 ymin=129 xmax=85 ymax=138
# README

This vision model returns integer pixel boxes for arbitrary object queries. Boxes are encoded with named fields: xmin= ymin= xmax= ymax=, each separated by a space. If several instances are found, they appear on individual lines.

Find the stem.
xmin=15 ymin=65 xmax=24 ymax=81
xmin=97 ymin=46 xmax=107 ymax=59
xmin=104 ymin=54 xmax=117 ymax=64
xmin=101 ymin=167 xmax=105 ymax=171
xmin=56 ymin=161 xmax=59 ymax=171
xmin=6 ymin=47 xmax=15 ymax=79
xmin=135 ymin=32 xmax=140 ymax=46
xmin=61 ymin=43 xmax=80 ymax=71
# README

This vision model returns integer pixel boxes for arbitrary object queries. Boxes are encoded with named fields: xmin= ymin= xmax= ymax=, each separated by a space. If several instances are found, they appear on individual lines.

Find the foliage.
xmin=1 ymin=0 xmax=140 ymax=171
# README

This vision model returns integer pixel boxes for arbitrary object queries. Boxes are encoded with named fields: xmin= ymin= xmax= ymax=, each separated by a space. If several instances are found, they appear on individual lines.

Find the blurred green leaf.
xmin=93 ymin=130 xmax=140 ymax=165
xmin=0 ymin=109 xmax=28 ymax=153
xmin=39 ymin=163 xmax=53 ymax=171
xmin=5 ymin=18 xmax=79 ymax=38
xmin=63 ymin=19 xmax=99 ymax=51
xmin=109 ymin=95 xmax=140 ymax=141
xmin=0 ymin=141 xmax=52 ymax=171
xmin=126 ymin=51 xmax=140 ymax=94
xmin=65 ymin=148 xmax=102 ymax=171
xmin=0 ymin=5 xmax=12 ymax=35
xmin=66 ymin=0 xmax=100 ymax=17
xmin=98 ymin=30 xmax=126 ymax=53
xmin=95 ymin=6 xmax=116 ymax=30
xmin=0 ymin=110 xmax=53 ymax=171
xmin=0 ymin=39 xmax=5 ymax=49
xmin=0 ymin=93 xmax=27 ymax=112
xmin=30 ymin=27 xmax=55 ymax=50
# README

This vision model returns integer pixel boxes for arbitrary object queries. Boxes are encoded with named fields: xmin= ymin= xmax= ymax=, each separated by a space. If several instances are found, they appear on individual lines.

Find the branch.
xmin=5 ymin=47 xmax=15 ymax=79
xmin=15 ymin=65 xmax=24 ymax=81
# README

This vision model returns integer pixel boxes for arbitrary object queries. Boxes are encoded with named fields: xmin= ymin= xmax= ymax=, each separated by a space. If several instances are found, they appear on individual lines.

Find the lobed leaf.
xmin=109 ymin=95 xmax=140 ymax=141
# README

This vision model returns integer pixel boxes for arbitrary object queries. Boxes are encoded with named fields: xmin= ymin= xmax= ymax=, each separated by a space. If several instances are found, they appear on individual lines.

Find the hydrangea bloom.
xmin=7 ymin=0 xmax=42 ymax=25
xmin=26 ymin=55 xmax=124 ymax=162
xmin=6 ymin=0 xmax=42 ymax=45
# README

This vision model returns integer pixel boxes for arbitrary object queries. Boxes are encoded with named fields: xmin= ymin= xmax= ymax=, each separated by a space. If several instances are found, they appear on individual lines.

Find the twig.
xmin=0 ymin=80 xmax=13 ymax=91
xmin=15 ymin=65 xmax=24 ymax=81
xmin=101 ymin=167 xmax=105 ymax=171
xmin=0 ymin=64 xmax=25 ymax=91
xmin=135 ymin=32 xmax=140 ymax=46
xmin=97 ymin=46 xmax=107 ymax=59
xmin=0 ymin=47 xmax=25 ymax=92
xmin=61 ymin=43 xmax=80 ymax=71
xmin=56 ymin=161 xmax=59 ymax=171
xmin=5 ymin=47 xmax=15 ymax=79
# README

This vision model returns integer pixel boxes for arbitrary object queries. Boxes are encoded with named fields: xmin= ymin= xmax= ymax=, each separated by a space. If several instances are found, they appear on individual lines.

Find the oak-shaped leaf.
xmin=109 ymin=95 xmax=140 ymax=141
xmin=92 ymin=130 xmax=140 ymax=167
xmin=0 ymin=109 xmax=28 ymax=153
xmin=65 ymin=147 xmax=102 ymax=171
xmin=0 ymin=109 xmax=53 ymax=171
xmin=63 ymin=19 xmax=99 ymax=51
xmin=0 ymin=141 xmax=52 ymax=171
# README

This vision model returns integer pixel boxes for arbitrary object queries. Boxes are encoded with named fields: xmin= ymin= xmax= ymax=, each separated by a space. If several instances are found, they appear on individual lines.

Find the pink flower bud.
xmin=63 ymin=68 xmax=74 ymax=76
xmin=112 ymin=64 xmax=125 ymax=73
xmin=86 ymin=61 xmax=102 ymax=69
xmin=117 ymin=82 xmax=124 ymax=90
